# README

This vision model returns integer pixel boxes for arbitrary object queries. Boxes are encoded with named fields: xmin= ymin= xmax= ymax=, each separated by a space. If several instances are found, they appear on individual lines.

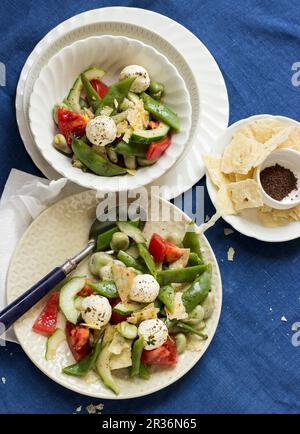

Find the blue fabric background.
xmin=0 ymin=0 xmax=300 ymax=414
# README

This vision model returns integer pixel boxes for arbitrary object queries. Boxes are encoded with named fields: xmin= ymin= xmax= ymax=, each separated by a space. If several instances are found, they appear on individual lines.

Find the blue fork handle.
xmin=0 ymin=267 xmax=66 ymax=332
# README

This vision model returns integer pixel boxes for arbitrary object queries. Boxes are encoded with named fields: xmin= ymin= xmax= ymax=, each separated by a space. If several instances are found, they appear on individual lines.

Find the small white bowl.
xmin=255 ymin=149 xmax=300 ymax=210
xmin=29 ymin=36 xmax=191 ymax=192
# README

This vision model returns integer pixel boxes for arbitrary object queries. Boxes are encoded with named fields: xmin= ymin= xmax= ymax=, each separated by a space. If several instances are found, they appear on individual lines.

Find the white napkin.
xmin=0 ymin=169 xmax=82 ymax=343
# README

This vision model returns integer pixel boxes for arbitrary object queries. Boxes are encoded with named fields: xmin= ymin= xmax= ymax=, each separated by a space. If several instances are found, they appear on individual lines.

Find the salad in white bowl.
xmin=29 ymin=36 xmax=191 ymax=191
xmin=53 ymin=64 xmax=180 ymax=175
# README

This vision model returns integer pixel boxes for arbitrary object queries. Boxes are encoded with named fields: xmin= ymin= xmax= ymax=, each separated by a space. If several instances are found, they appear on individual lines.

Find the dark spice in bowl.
xmin=260 ymin=164 xmax=298 ymax=201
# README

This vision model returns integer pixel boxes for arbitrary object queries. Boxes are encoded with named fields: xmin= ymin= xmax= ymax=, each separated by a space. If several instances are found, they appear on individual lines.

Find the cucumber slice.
xmin=131 ymin=122 xmax=170 ymax=144
xmin=96 ymin=344 xmax=120 ymax=395
xmin=116 ymin=321 xmax=138 ymax=340
xmin=59 ymin=276 xmax=86 ymax=324
xmin=45 ymin=328 xmax=65 ymax=361
xmin=67 ymin=67 xmax=105 ymax=112
xmin=125 ymin=245 xmax=140 ymax=259
xmin=116 ymin=221 xmax=146 ymax=244
xmin=74 ymin=296 xmax=84 ymax=311
xmin=113 ymin=302 xmax=143 ymax=315
xmin=137 ymin=157 xmax=158 ymax=167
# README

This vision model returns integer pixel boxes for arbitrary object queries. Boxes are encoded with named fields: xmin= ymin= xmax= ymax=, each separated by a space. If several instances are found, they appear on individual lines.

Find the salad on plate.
xmin=32 ymin=220 xmax=215 ymax=395
xmin=52 ymin=65 xmax=180 ymax=176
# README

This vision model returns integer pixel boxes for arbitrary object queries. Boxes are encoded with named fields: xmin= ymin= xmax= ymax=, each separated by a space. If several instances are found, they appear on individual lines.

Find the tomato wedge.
xmin=148 ymin=233 xmax=183 ymax=263
xmin=110 ymin=298 xmax=128 ymax=325
xmin=32 ymin=291 xmax=59 ymax=336
xmin=57 ymin=108 xmax=88 ymax=145
xmin=91 ymin=79 xmax=109 ymax=98
xmin=65 ymin=322 xmax=91 ymax=361
xmin=141 ymin=338 xmax=178 ymax=366
xmin=149 ymin=233 xmax=166 ymax=263
xmin=148 ymin=121 xmax=160 ymax=129
xmin=146 ymin=135 xmax=172 ymax=161
xmin=77 ymin=279 xmax=94 ymax=297
xmin=164 ymin=241 xmax=183 ymax=263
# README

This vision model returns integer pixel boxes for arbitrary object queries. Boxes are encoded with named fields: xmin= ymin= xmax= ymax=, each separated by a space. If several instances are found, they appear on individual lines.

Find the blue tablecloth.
xmin=1 ymin=0 xmax=300 ymax=414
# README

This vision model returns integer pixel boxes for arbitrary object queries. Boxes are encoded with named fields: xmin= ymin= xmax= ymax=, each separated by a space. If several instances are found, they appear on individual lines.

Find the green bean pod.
xmin=117 ymin=250 xmax=146 ymax=272
xmin=72 ymin=138 xmax=127 ymax=177
xmin=130 ymin=336 xmax=144 ymax=377
xmin=188 ymin=252 xmax=203 ymax=267
xmin=81 ymin=73 xmax=102 ymax=112
xmin=138 ymin=243 xmax=157 ymax=277
xmin=63 ymin=337 xmax=102 ymax=376
xmin=139 ymin=363 xmax=150 ymax=380
xmin=182 ymin=265 xmax=212 ymax=313
xmin=157 ymin=264 xmax=208 ymax=286
xmin=86 ymin=281 xmax=118 ymax=299
xmin=158 ymin=285 xmax=175 ymax=313
xmin=96 ymin=226 xmax=118 ymax=251
xmin=141 ymin=92 xmax=180 ymax=131
xmin=95 ymin=77 xmax=136 ymax=116
xmin=183 ymin=222 xmax=203 ymax=262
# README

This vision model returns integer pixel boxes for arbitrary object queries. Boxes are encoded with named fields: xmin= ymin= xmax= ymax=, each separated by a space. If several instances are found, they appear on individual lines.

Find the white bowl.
xmin=255 ymin=149 xmax=300 ymax=210
xmin=29 ymin=36 xmax=191 ymax=192
xmin=206 ymin=114 xmax=300 ymax=242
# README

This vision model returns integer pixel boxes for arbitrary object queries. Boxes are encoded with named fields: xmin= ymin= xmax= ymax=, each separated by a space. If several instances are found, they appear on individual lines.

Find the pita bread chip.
xmin=254 ymin=127 xmax=292 ymax=167
xmin=258 ymin=210 xmax=286 ymax=227
xmin=250 ymin=118 xmax=284 ymax=143
xmin=221 ymin=131 xmax=261 ymax=174
xmin=225 ymin=173 xmax=237 ymax=182
xmin=228 ymin=179 xmax=263 ymax=211
xmin=215 ymin=184 xmax=236 ymax=215
xmin=127 ymin=303 xmax=159 ymax=325
xmin=203 ymin=154 xmax=229 ymax=188
xmin=234 ymin=168 xmax=254 ymax=182
xmin=111 ymin=263 xmax=134 ymax=302
xmin=278 ymin=127 xmax=300 ymax=152
xmin=258 ymin=203 xmax=300 ymax=227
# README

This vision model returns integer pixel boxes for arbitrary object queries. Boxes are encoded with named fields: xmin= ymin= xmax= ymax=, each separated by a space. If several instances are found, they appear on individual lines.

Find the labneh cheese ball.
xmin=119 ymin=65 xmax=150 ymax=93
xmin=80 ymin=295 xmax=112 ymax=329
xmin=138 ymin=319 xmax=168 ymax=350
xmin=86 ymin=115 xmax=117 ymax=146
xmin=130 ymin=274 xmax=160 ymax=303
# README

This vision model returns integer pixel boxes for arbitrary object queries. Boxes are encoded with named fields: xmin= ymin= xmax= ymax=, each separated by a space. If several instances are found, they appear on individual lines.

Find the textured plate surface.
xmin=7 ymin=191 xmax=222 ymax=399
xmin=29 ymin=35 xmax=191 ymax=192
xmin=206 ymin=114 xmax=300 ymax=242
xmin=16 ymin=7 xmax=229 ymax=199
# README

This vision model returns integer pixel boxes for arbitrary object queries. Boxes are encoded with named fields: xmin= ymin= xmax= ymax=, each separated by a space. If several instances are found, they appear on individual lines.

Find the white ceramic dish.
xmin=206 ymin=114 xmax=300 ymax=242
xmin=16 ymin=6 xmax=229 ymax=199
xmin=255 ymin=148 xmax=300 ymax=210
xmin=6 ymin=191 xmax=222 ymax=399
xmin=29 ymin=35 xmax=191 ymax=192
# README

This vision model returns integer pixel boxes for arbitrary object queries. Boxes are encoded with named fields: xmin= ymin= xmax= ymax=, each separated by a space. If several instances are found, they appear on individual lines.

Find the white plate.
xmin=6 ymin=191 xmax=222 ymax=399
xmin=206 ymin=114 xmax=300 ymax=242
xmin=16 ymin=7 xmax=229 ymax=199
xmin=29 ymin=35 xmax=191 ymax=192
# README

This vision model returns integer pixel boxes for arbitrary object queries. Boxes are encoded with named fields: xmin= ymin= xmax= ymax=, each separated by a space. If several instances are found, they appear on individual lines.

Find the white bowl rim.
xmin=29 ymin=34 xmax=192 ymax=192
xmin=255 ymin=148 xmax=300 ymax=209
xmin=206 ymin=113 xmax=300 ymax=242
